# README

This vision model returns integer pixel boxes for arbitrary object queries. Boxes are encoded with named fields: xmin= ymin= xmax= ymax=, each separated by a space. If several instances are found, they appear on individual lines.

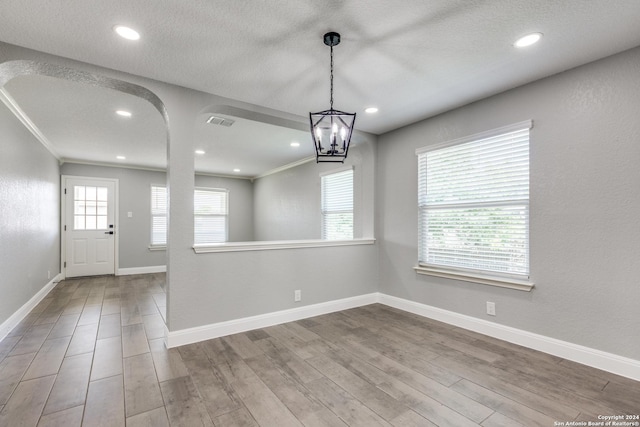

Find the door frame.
xmin=61 ymin=175 xmax=120 ymax=280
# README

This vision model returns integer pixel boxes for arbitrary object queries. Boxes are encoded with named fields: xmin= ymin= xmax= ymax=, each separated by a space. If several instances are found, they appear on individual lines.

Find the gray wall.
xmin=0 ymin=101 xmax=60 ymax=327
xmin=253 ymin=161 xmax=322 ymax=241
xmin=377 ymin=46 xmax=640 ymax=360
xmin=195 ymin=174 xmax=254 ymax=242
xmin=60 ymin=164 xmax=256 ymax=267
xmin=60 ymin=163 xmax=168 ymax=269
xmin=253 ymin=148 xmax=373 ymax=241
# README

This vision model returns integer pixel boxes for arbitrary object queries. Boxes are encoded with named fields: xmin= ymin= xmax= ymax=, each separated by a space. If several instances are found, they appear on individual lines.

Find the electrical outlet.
xmin=486 ymin=301 xmax=496 ymax=316
xmin=47 ymin=270 xmax=51 ymax=280
xmin=294 ymin=290 xmax=301 ymax=302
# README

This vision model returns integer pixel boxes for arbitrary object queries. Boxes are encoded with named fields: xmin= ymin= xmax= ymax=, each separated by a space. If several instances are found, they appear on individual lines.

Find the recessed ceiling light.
xmin=514 ymin=32 xmax=542 ymax=48
xmin=365 ymin=107 xmax=379 ymax=114
xmin=114 ymin=25 xmax=140 ymax=41
xmin=116 ymin=110 xmax=132 ymax=118
xmin=290 ymin=142 xmax=300 ymax=147
xmin=116 ymin=155 xmax=126 ymax=160
xmin=233 ymin=168 xmax=241 ymax=173
xmin=195 ymin=150 xmax=205 ymax=155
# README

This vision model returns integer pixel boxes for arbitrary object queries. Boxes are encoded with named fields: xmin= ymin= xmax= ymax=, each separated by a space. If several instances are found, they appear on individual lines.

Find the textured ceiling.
xmin=1 ymin=0 xmax=640 ymax=174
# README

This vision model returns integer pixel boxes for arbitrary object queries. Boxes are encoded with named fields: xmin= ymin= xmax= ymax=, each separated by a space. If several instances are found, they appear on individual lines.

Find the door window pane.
xmin=73 ymin=185 xmax=109 ymax=230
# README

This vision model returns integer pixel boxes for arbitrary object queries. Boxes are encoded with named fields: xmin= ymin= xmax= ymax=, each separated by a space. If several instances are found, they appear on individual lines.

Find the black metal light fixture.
xmin=310 ymin=32 xmax=356 ymax=163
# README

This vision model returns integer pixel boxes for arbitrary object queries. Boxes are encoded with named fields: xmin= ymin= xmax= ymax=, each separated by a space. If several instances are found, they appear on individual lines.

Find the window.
xmin=73 ymin=185 xmax=109 ymax=230
xmin=194 ymin=188 xmax=228 ymax=244
xmin=150 ymin=185 xmax=167 ymax=246
xmin=321 ymin=168 xmax=354 ymax=240
xmin=417 ymin=121 xmax=531 ymax=278
xmin=150 ymin=186 xmax=228 ymax=246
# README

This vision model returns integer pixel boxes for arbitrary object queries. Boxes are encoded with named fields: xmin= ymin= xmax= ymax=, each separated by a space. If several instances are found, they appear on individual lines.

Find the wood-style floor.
xmin=0 ymin=274 xmax=638 ymax=426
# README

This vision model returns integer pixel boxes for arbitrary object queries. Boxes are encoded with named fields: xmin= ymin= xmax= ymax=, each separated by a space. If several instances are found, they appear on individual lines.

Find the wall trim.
xmin=0 ymin=274 xmax=61 ymax=342
xmin=193 ymin=238 xmax=375 ymax=254
xmin=0 ymin=87 xmax=62 ymax=161
xmin=164 ymin=291 xmax=639 ymax=381
xmin=166 ymin=293 xmax=378 ymax=348
xmin=117 ymin=265 xmax=166 ymax=276
xmin=254 ymin=155 xmax=316 ymax=180
xmin=378 ymin=293 xmax=640 ymax=382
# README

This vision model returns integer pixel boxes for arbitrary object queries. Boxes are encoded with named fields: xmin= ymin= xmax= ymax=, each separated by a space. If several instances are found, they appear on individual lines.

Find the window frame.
xmin=149 ymin=184 xmax=168 ymax=248
xmin=415 ymin=120 xmax=534 ymax=291
xmin=320 ymin=166 xmax=354 ymax=241
xmin=149 ymin=185 xmax=230 ymax=248
xmin=194 ymin=186 xmax=229 ymax=245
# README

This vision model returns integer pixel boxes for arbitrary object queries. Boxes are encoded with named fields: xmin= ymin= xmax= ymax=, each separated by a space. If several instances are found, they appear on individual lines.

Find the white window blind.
xmin=418 ymin=123 xmax=530 ymax=277
xmin=321 ymin=168 xmax=354 ymax=240
xmin=150 ymin=185 xmax=167 ymax=246
xmin=194 ymin=188 xmax=228 ymax=244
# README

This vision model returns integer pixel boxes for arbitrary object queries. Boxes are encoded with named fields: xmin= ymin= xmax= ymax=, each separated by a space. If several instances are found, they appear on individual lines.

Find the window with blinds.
xmin=417 ymin=121 xmax=531 ymax=278
xmin=150 ymin=185 xmax=167 ymax=246
xmin=194 ymin=188 xmax=228 ymax=244
xmin=321 ymin=168 xmax=354 ymax=240
xmin=150 ymin=186 xmax=229 ymax=246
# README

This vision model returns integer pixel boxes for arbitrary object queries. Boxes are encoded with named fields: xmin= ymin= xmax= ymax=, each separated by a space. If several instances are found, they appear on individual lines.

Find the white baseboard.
xmin=378 ymin=293 xmax=640 ymax=382
xmin=0 ymin=274 xmax=61 ymax=342
xmin=117 ymin=265 xmax=166 ymax=276
xmin=164 ymin=291 xmax=640 ymax=381
xmin=166 ymin=293 xmax=378 ymax=348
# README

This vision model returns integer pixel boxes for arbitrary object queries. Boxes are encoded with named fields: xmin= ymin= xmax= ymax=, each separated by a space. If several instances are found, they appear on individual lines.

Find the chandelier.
xmin=309 ymin=32 xmax=356 ymax=163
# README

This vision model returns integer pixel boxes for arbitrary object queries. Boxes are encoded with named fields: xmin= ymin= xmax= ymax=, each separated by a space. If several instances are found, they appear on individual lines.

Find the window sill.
xmin=414 ymin=265 xmax=534 ymax=292
xmin=193 ymin=238 xmax=375 ymax=254
xmin=148 ymin=245 xmax=166 ymax=251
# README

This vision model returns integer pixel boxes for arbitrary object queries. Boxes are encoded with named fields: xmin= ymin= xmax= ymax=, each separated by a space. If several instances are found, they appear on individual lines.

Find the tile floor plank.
xmin=0 ymin=352 xmax=37 ymax=405
xmin=213 ymin=407 xmax=259 ymax=427
xmin=149 ymin=338 xmax=190 ymax=383
xmin=22 ymin=336 xmax=71 ymax=381
xmin=451 ymin=378 xmax=556 ymax=427
xmin=8 ymin=323 xmax=55 ymax=356
xmin=77 ymin=305 xmax=101 ymax=326
xmin=245 ymin=354 xmax=347 ymax=427
xmin=178 ymin=343 xmax=242 ymax=418
xmin=65 ymin=323 xmax=98 ymax=357
xmin=160 ymin=375 xmax=215 ymax=427
xmin=123 ymin=352 xmax=164 ymax=417
xmin=141 ymin=313 xmax=165 ymax=340
xmin=42 ymin=352 xmax=92 ymax=415
xmin=97 ymin=313 xmax=121 ymax=340
xmin=83 ymin=374 xmax=125 ymax=427
xmin=126 ymin=406 xmax=170 ymax=427
xmin=0 ymin=375 xmax=56 ymax=427
xmin=47 ymin=314 xmax=80 ymax=339
xmin=90 ymin=336 xmax=123 ymax=381
xmin=37 ymin=405 xmax=84 ymax=427
xmin=122 ymin=323 xmax=150 ymax=358
xmin=304 ymin=377 xmax=391 ymax=427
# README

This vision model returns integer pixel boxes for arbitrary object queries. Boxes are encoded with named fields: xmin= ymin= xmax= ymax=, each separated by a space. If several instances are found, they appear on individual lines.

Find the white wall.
xmin=377 ymin=46 xmax=640 ymax=360
xmin=0 ymin=99 xmax=60 ymax=327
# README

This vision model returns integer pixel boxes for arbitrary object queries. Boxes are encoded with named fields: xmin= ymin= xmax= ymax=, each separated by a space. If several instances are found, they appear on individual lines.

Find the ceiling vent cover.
xmin=206 ymin=115 xmax=235 ymax=127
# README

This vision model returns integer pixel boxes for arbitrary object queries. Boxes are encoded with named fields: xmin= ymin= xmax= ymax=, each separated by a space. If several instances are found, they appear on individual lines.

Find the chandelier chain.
xmin=330 ymin=43 xmax=334 ymax=110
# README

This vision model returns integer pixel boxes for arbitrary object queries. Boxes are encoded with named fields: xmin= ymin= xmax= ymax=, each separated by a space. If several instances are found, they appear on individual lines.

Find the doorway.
xmin=62 ymin=175 xmax=118 ymax=278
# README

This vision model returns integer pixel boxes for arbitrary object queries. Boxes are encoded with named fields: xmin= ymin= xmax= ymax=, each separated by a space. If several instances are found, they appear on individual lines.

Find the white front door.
xmin=64 ymin=177 xmax=117 ymax=277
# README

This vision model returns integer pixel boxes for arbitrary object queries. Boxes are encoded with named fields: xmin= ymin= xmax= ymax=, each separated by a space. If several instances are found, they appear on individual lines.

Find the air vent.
xmin=206 ymin=116 xmax=235 ymax=127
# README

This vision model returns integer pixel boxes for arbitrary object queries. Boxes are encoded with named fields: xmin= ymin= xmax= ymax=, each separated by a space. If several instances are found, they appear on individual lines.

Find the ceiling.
xmin=2 ymin=0 xmax=640 ymax=175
